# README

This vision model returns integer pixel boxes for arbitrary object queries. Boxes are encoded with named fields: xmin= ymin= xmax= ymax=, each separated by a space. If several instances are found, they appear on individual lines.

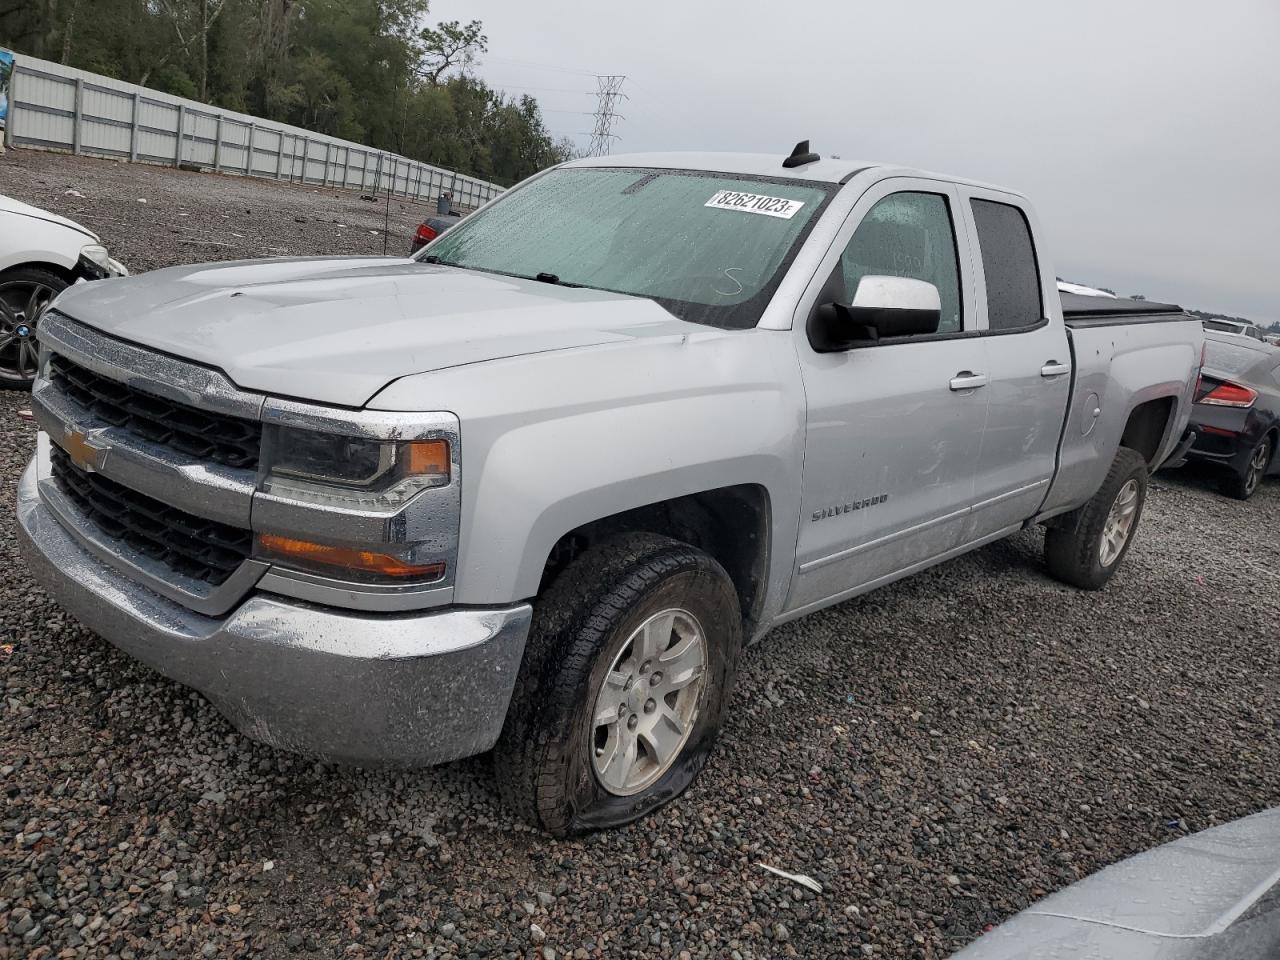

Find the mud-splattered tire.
xmin=493 ymin=533 xmax=742 ymax=836
xmin=1044 ymin=447 xmax=1149 ymax=590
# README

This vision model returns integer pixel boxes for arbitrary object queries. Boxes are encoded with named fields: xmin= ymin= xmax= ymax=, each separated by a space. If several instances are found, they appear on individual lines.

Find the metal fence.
xmin=0 ymin=51 xmax=504 ymax=210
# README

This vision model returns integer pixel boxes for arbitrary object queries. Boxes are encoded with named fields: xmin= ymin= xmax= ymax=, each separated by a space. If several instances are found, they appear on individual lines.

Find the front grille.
xmin=49 ymin=352 xmax=261 ymax=469
xmin=51 ymin=445 xmax=252 ymax=586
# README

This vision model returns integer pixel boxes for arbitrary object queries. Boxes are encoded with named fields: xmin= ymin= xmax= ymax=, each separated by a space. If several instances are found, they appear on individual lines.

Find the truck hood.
xmin=51 ymin=257 xmax=693 ymax=407
xmin=0 ymin=194 xmax=99 ymax=241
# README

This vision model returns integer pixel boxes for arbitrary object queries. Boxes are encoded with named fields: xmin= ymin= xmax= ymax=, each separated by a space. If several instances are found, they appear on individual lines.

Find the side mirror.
xmin=810 ymin=275 xmax=942 ymax=351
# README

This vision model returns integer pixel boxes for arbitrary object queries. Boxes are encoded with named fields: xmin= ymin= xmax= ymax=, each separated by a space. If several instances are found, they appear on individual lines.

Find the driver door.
xmin=786 ymin=180 xmax=990 ymax=614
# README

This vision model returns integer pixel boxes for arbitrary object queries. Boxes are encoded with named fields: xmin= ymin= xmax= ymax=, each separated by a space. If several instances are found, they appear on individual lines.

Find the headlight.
xmin=253 ymin=407 xmax=459 ymax=589
xmin=78 ymin=244 xmax=129 ymax=279
xmin=259 ymin=424 xmax=450 ymax=510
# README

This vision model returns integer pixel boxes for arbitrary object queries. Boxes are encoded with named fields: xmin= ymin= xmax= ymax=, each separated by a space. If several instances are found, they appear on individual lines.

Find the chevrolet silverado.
xmin=18 ymin=145 xmax=1204 ymax=834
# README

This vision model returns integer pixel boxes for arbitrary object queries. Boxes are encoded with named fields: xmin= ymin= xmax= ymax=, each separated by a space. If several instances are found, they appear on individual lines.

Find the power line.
xmin=490 ymin=84 xmax=595 ymax=96
xmin=587 ymin=75 xmax=627 ymax=157
xmin=482 ymin=56 xmax=598 ymax=77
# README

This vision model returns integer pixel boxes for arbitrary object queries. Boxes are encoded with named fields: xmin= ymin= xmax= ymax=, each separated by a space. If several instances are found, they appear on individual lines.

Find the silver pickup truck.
xmin=17 ymin=147 xmax=1204 ymax=834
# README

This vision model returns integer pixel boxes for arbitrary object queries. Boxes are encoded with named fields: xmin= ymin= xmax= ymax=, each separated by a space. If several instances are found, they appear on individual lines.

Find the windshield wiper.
xmin=419 ymin=255 xmax=486 ymax=274
xmin=534 ymin=272 xmax=584 ymax=288
xmin=420 ymin=259 xmax=585 ymax=288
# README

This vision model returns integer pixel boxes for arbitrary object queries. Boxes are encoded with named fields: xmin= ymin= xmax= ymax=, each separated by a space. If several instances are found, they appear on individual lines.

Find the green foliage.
xmin=0 ymin=0 xmax=572 ymax=185
xmin=419 ymin=19 xmax=486 ymax=86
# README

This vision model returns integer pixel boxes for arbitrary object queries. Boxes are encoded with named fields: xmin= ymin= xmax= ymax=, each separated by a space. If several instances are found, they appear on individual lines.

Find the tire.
xmin=494 ymin=533 xmax=742 ymax=836
xmin=1219 ymin=434 xmax=1272 ymax=501
xmin=1044 ymin=447 xmax=1149 ymax=590
xmin=0 ymin=265 xmax=69 ymax=390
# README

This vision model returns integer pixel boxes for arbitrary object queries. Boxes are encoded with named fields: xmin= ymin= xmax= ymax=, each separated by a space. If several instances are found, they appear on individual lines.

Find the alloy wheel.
xmin=1099 ymin=478 xmax=1140 ymax=567
xmin=0 ymin=280 xmax=57 ymax=382
xmin=1245 ymin=440 xmax=1270 ymax=496
xmin=590 ymin=608 xmax=708 ymax=796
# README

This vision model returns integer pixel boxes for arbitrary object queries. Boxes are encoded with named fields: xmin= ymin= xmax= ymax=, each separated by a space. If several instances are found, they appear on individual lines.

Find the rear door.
xmin=787 ymin=179 xmax=991 ymax=614
xmin=956 ymin=191 xmax=1072 ymax=539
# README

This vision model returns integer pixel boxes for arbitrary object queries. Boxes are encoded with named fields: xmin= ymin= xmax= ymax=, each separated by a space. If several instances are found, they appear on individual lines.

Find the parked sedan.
xmin=0 ymin=195 xmax=128 ymax=389
xmin=408 ymin=214 xmax=461 ymax=254
xmin=1203 ymin=317 xmax=1269 ymax=341
xmin=1185 ymin=330 xmax=1280 ymax=499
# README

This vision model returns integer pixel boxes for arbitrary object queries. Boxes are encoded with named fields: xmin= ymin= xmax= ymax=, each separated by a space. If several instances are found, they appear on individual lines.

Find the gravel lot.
xmin=2 ymin=149 xmax=1279 ymax=960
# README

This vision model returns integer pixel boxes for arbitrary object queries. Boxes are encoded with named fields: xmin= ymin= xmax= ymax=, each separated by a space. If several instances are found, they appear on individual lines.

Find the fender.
xmin=1039 ymin=322 xmax=1199 ymax=519
xmin=369 ymin=324 xmax=808 ymax=620
xmin=0 ymin=210 xmax=90 ymax=275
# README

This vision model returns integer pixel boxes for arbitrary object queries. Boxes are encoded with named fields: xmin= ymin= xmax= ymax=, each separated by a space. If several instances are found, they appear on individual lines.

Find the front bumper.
xmin=16 ymin=457 xmax=532 ymax=766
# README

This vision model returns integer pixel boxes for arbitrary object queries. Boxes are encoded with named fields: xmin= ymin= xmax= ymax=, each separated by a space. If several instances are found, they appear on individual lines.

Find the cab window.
xmin=840 ymin=192 xmax=963 ymax=335
xmin=970 ymin=199 xmax=1043 ymax=331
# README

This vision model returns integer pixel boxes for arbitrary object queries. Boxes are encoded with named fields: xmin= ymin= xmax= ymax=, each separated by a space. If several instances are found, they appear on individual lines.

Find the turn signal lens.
xmin=257 ymin=533 xmax=445 ymax=580
xmin=1199 ymin=382 xmax=1257 ymax=408
xmin=403 ymin=439 xmax=450 ymax=477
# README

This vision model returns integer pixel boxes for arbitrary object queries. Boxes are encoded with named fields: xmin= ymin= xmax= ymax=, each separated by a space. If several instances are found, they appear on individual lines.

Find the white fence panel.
xmin=1 ymin=50 xmax=504 ymax=209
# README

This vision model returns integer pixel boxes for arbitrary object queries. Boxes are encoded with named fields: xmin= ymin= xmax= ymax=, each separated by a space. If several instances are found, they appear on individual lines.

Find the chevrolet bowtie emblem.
xmin=63 ymin=426 xmax=109 ymax=472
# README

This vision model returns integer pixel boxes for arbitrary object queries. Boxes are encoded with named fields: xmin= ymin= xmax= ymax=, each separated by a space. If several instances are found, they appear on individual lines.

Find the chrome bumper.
xmin=17 ymin=457 xmax=532 ymax=766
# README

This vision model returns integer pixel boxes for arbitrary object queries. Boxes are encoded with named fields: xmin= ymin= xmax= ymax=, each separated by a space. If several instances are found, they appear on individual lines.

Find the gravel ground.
xmin=0 ymin=149 xmax=451 ymax=271
xmin=2 ymin=149 xmax=1279 ymax=960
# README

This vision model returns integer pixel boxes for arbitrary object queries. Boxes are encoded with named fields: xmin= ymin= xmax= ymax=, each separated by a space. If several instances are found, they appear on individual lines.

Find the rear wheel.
xmin=1220 ymin=435 xmax=1272 ymax=501
xmin=0 ymin=266 xmax=68 ymax=390
xmin=494 ymin=533 xmax=742 ymax=836
xmin=1045 ymin=447 xmax=1149 ymax=590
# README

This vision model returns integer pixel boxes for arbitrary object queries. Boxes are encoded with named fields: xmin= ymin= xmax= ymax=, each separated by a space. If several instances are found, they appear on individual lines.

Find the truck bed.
xmin=1060 ymin=291 xmax=1196 ymax=328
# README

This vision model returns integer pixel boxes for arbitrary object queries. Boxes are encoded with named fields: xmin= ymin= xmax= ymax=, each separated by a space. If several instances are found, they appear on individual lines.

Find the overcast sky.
xmin=436 ymin=0 xmax=1279 ymax=324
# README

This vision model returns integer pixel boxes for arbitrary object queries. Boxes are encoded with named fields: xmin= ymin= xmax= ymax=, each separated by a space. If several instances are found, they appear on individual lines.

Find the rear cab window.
xmin=970 ymin=199 xmax=1043 ymax=331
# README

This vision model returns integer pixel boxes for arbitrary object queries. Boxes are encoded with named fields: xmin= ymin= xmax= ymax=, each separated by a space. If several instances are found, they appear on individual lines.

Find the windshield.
xmin=417 ymin=167 xmax=832 ymax=329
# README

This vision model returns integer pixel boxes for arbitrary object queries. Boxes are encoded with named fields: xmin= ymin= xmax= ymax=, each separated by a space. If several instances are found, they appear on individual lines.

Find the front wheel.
xmin=493 ymin=533 xmax=742 ymax=836
xmin=1220 ymin=435 xmax=1272 ymax=501
xmin=0 ymin=266 xmax=69 ymax=390
xmin=1044 ymin=447 xmax=1149 ymax=590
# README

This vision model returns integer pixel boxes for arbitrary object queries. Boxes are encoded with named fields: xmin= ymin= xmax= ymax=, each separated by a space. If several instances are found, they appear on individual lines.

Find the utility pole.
xmin=586 ymin=75 xmax=627 ymax=157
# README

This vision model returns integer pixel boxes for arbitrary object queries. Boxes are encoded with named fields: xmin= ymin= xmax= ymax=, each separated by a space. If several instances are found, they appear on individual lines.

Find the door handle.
xmin=1041 ymin=361 xmax=1071 ymax=378
xmin=949 ymin=372 xmax=988 ymax=391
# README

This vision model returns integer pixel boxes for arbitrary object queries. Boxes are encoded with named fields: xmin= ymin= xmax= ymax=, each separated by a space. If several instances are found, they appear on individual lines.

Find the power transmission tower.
xmin=586 ymin=75 xmax=627 ymax=157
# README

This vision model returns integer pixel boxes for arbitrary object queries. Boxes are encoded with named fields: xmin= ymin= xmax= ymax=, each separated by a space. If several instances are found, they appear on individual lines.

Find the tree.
xmin=0 ymin=2 xmax=566 ymax=185
xmin=139 ymin=0 xmax=230 ymax=97
xmin=418 ymin=19 xmax=485 ymax=86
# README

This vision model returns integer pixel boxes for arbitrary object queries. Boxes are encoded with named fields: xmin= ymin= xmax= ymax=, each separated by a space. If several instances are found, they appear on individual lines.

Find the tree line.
xmin=0 ymin=0 xmax=575 ymax=186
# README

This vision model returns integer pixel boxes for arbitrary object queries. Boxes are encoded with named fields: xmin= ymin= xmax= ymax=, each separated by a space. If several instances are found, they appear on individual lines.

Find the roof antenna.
xmin=783 ymin=139 xmax=820 ymax=168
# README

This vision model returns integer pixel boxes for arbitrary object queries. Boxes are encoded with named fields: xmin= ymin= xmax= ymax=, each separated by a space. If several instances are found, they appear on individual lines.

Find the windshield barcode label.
xmin=704 ymin=190 xmax=805 ymax=219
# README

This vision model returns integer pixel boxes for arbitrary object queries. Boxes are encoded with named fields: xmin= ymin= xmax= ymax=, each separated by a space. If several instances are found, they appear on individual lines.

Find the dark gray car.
xmin=1185 ymin=330 xmax=1280 ymax=499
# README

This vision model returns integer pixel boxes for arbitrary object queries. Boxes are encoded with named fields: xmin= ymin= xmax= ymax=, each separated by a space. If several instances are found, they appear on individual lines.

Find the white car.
xmin=0 ymin=195 xmax=127 ymax=389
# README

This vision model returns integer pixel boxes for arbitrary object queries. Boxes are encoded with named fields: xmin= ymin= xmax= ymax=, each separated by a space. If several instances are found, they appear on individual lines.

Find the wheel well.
xmin=0 ymin=261 xmax=76 ymax=285
xmin=538 ymin=485 xmax=770 ymax=634
xmin=1120 ymin=397 xmax=1175 ymax=467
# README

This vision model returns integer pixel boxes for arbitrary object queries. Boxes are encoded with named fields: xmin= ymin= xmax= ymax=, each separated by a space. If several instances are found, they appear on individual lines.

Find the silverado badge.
xmin=812 ymin=494 xmax=889 ymax=522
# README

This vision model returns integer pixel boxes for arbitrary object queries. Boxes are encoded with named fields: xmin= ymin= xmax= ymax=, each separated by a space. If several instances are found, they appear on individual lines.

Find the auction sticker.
xmin=704 ymin=190 xmax=805 ymax=219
